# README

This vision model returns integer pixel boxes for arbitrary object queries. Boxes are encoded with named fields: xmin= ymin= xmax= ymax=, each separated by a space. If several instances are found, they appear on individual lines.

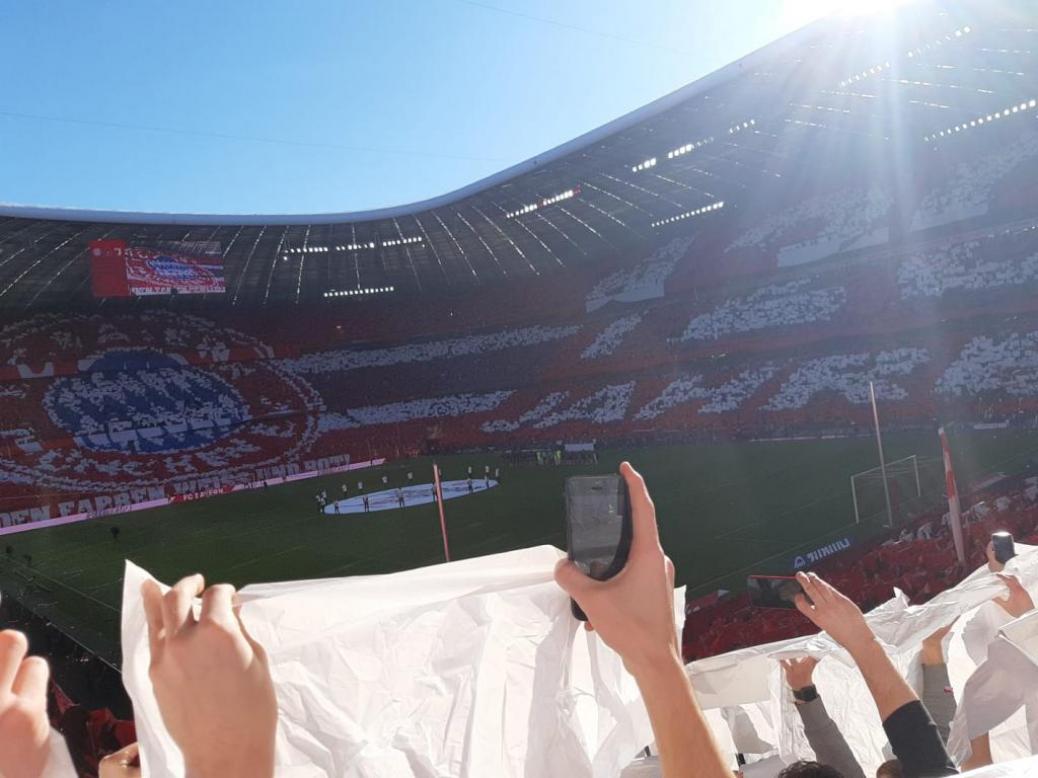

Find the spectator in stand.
xmin=780 ymin=622 xmax=958 ymax=778
xmin=792 ymin=572 xmax=957 ymax=777
xmin=782 ymin=656 xmax=865 ymax=778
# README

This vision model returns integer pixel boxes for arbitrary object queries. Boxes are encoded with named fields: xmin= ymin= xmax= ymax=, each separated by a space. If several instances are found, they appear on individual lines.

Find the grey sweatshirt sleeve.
xmin=921 ymin=663 xmax=957 ymax=744
xmin=795 ymin=696 xmax=867 ymax=778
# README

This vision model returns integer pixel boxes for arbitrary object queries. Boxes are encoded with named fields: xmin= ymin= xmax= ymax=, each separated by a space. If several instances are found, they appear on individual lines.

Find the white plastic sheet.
xmin=685 ymin=545 xmax=1038 ymax=775
xmin=121 ymin=546 xmax=685 ymax=778
xmin=948 ymin=610 xmax=1038 ymax=764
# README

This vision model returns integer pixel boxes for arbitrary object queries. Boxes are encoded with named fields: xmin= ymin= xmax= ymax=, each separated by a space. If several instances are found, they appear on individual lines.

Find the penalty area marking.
xmin=323 ymin=479 xmax=499 ymax=515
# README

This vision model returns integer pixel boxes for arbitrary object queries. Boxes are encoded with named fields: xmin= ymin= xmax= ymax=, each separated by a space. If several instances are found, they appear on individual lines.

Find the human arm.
xmin=141 ymin=576 xmax=277 ymax=778
xmin=961 ymin=734 xmax=992 ymax=772
xmin=0 ymin=630 xmax=54 ymax=778
xmin=99 ymin=743 xmax=141 ymax=778
xmin=993 ymin=573 xmax=1035 ymax=619
xmin=920 ymin=624 xmax=956 ymax=744
xmin=794 ymin=573 xmax=957 ymax=777
xmin=554 ymin=462 xmax=731 ymax=778
xmin=782 ymin=657 xmax=865 ymax=778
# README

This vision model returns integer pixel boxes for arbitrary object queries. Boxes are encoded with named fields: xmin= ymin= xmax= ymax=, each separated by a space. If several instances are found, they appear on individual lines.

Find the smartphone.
xmin=992 ymin=531 xmax=1016 ymax=565
xmin=747 ymin=575 xmax=807 ymax=610
xmin=564 ymin=474 xmax=632 ymax=621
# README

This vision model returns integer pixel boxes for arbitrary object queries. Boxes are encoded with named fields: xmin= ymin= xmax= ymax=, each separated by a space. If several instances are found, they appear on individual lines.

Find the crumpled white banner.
xmin=121 ymin=545 xmax=685 ymax=778
xmin=685 ymin=545 xmax=1038 ymax=775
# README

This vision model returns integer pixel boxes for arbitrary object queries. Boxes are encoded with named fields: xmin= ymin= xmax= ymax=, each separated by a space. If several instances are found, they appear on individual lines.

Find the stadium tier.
xmin=4 ymin=206 xmax=1038 ymax=524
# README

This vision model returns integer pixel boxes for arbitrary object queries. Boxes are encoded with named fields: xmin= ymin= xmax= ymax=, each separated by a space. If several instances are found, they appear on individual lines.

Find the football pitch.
xmin=2 ymin=427 xmax=1037 ymax=664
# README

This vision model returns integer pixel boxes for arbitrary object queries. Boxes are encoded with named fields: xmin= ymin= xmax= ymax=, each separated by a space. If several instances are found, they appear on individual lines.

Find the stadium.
xmin=1 ymin=0 xmax=1038 ymax=775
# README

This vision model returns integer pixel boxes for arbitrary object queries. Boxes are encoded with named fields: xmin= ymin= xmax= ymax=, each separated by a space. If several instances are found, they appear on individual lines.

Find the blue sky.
xmin=0 ymin=0 xmax=854 ymax=215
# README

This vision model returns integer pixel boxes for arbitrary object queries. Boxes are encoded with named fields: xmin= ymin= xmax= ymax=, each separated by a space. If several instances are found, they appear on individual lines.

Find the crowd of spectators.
xmin=635 ymin=367 xmax=780 ymax=420
xmin=911 ymin=129 xmax=1038 ymax=232
xmin=0 ymin=310 xmax=270 ymax=370
xmin=481 ymin=382 xmax=636 ymax=433
xmin=585 ymin=236 xmax=694 ymax=312
xmin=581 ymin=314 xmax=644 ymax=360
xmin=280 ymin=324 xmax=581 ymax=375
xmin=726 ymin=187 xmax=891 ymax=258
xmin=42 ymin=367 xmax=247 ymax=442
xmin=897 ymin=233 xmax=1038 ymax=300
xmin=678 ymin=280 xmax=847 ymax=343
xmin=937 ymin=332 xmax=1038 ymax=399
xmin=318 ymin=390 xmax=514 ymax=431
xmin=763 ymin=349 xmax=931 ymax=411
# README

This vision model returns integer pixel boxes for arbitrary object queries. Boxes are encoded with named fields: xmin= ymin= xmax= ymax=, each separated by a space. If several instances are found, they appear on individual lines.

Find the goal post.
xmin=850 ymin=454 xmax=940 ymax=528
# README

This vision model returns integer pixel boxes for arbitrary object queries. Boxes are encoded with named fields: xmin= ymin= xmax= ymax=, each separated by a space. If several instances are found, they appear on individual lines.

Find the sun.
xmin=789 ymin=0 xmax=915 ymax=24
xmin=831 ymin=0 xmax=916 ymax=16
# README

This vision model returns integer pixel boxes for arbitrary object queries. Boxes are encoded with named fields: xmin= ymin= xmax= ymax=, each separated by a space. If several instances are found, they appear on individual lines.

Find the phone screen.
xmin=565 ymin=474 xmax=632 ymax=582
xmin=748 ymin=575 xmax=806 ymax=610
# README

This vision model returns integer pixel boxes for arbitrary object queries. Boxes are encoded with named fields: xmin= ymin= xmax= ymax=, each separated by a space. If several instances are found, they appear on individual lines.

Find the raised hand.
xmin=142 ymin=576 xmax=277 ymax=778
xmin=993 ymin=573 xmax=1035 ymax=619
xmin=985 ymin=541 xmax=1005 ymax=574
xmin=555 ymin=462 xmax=731 ymax=778
xmin=0 ymin=630 xmax=51 ymax=778
xmin=554 ymin=461 xmax=678 ymax=676
xmin=780 ymin=656 xmax=820 ymax=691
xmin=793 ymin=572 xmax=875 ymax=652
xmin=99 ymin=742 xmax=141 ymax=778
xmin=921 ymin=621 xmax=956 ymax=666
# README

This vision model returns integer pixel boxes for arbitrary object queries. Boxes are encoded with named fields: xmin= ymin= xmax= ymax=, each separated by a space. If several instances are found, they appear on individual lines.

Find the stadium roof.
xmin=0 ymin=0 xmax=1033 ymax=309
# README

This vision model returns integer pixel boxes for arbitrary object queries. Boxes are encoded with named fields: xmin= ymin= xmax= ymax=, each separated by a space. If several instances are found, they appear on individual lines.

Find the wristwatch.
xmin=792 ymin=685 xmax=819 ymax=704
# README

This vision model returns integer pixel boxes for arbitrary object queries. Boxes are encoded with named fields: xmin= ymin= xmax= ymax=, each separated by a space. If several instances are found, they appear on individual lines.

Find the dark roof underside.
xmin=0 ymin=0 xmax=1033 ymax=310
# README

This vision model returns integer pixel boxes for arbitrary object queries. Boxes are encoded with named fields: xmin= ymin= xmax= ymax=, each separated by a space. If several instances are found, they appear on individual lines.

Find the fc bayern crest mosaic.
xmin=0 ymin=311 xmax=322 ymax=493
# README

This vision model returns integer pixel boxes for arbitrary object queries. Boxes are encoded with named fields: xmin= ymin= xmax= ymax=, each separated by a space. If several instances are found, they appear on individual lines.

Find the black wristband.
xmin=793 ymin=684 xmax=819 ymax=703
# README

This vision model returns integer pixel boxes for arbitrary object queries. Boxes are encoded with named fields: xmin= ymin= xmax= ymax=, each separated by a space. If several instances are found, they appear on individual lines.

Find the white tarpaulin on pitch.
xmin=685 ymin=544 xmax=1038 ymax=776
xmin=121 ymin=546 xmax=686 ymax=778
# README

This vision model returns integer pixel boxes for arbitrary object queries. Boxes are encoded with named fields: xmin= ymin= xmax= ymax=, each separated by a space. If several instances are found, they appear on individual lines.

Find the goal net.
xmin=850 ymin=454 xmax=945 ymax=528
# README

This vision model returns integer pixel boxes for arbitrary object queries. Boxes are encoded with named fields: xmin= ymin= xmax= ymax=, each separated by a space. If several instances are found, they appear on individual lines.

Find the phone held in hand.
xmin=992 ymin=531 xmax=1016 ymax=564
xmin=747 ymin=575 xmax=808 ymax=610
xmin=564 ymin=474 xmax=632 ymax=621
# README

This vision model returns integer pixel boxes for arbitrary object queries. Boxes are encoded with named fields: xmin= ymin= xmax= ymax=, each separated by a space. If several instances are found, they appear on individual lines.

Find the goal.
xmin=850 ymin=454 xmax=944 ymax=528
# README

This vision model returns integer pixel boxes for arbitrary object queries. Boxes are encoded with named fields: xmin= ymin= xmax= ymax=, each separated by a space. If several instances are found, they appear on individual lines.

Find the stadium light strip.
xmin=727 ymin=119 xmax=755 ymax=135
xmin=505 ymin=187 xmax=580 ymax=219
xmin=839 ymin=26 xmax=972 ymax=87
xmin=667 ymin=136 xmax=714 ymax=159
xmin=284 ymin=237 xmax=423 ymax=257
xmin=380 ymin=236 xmax=423 ymax=248
xmin=651 ymin=200 xmax=725 ymax=228
xmin=323 ymin=285 xmax=396 ymax=298
xmin=923 ymin=98 xmax=1038 ymax=142
xmin=632 ymin=134 xmax=717 ymax=173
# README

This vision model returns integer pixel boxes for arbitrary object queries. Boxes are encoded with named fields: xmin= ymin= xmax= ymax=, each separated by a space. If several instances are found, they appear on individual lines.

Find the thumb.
xmin=794 ymin=594 xmax=816 ymax=623
xmin=554 ymin=558 xmax=600 ymax=600
xmin=232 ymin=603 xmax=269 ymax=663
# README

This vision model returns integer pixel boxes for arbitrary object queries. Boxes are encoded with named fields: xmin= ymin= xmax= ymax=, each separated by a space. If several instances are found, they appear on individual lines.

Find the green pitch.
xmin=2 ymin=427 xmax=1036 ymax=664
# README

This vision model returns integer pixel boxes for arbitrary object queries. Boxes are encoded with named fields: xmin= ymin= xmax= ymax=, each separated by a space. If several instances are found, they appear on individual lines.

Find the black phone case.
xmin=993 ymin=533 xmax=1016 ymax=564
xmin=563 ymin=475 xmax=633 ymax=622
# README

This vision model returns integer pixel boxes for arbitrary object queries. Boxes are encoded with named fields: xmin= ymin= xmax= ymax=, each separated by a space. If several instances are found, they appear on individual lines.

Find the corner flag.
xmin=433 ymin=463 xmax=451 ymax=562
xmin=938 ymin=426 xmax=966 ymax=565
